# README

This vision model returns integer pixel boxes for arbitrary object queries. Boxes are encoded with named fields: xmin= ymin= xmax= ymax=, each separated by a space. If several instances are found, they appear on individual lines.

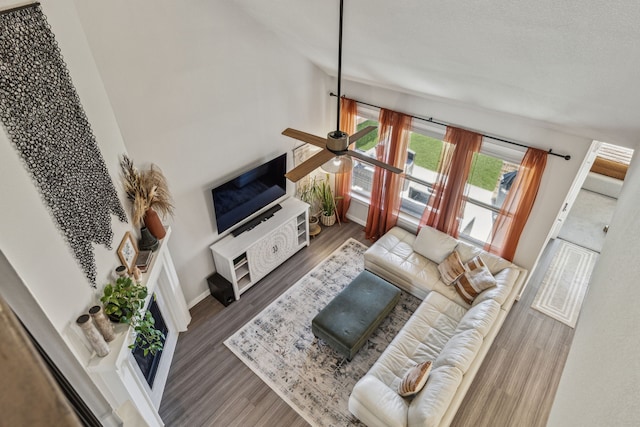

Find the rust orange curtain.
xmin=419 ymin=127 xmax=482 ymax=237
xmin=335 ymin=97 xmax=358 ymax=221
xmin=484 ymin=148 xmax=547 ymax=261
xmin=364 ymin=109 xmax=412 ymax=241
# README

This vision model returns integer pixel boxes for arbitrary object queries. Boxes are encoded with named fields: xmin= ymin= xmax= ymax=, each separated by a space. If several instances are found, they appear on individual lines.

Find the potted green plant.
xmin=100 ymin=276 xmax=165 ymax=356
xmin=296 ymin=176 xmax=320 ymax=214
xmin=317 ymin=175 xmax=340 ymax=227
xmin=101 ymin=276 xmax=147 ymax=323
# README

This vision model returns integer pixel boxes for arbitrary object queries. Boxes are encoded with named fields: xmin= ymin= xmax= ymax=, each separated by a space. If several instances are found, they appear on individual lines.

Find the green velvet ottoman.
xmin=312 ymin=270 xmax=401 ymax=360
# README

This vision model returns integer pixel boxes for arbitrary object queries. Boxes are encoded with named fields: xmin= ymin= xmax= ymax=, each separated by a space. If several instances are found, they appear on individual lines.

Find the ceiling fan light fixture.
xmin=326 ymin=130 xmax=349 ymax=152
xmin=321 ymin=155 xmax=352 ymax=174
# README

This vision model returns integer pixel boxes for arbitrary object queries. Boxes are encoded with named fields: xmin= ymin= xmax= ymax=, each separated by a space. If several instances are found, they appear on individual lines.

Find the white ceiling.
xmin=234 ymin=0 xmax=640 ymax=148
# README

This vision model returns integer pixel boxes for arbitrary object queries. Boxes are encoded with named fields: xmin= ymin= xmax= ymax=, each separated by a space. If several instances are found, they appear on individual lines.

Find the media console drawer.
xmin=210 ymin=197 xmax=309 ymax=300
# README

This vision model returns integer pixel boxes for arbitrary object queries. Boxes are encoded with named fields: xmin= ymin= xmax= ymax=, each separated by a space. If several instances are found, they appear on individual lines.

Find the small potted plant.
xmin=317 ymin=175 xmax=340 ymax=227
xmin=100 ymin=276 xmax=165 ymax=356
xmin=297 ymin=175 xmax=321 ymax=225
xmin=101 ymin=276 xmax=147 ymax=323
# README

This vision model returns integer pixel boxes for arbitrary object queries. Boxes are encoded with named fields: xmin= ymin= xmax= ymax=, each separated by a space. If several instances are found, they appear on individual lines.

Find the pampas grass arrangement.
xmin=120 ymin=155 xmax=174 ymax=226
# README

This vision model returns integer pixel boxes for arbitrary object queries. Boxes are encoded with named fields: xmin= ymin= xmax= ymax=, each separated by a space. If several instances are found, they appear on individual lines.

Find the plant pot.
xmin=309 ymin=216 xmax=321 ymax=236
xmin=321 ymin=213 xmax=336 ymax=227
xmin=144 ymin=208 xmax=166 ymax=239
xmin=139 ymin=227 xmax=159 ymax=251
xmin=107 ymin=306 xmax=132 ymax=323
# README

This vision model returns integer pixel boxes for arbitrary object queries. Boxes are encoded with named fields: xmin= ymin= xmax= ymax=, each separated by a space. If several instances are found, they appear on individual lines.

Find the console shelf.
xmin=210 ymin=198 xmax=309 ymax=300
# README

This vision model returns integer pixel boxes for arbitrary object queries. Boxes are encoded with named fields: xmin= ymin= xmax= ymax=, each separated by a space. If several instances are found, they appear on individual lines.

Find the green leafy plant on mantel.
xmin=100 ymin=276 xmax=164 ymax=356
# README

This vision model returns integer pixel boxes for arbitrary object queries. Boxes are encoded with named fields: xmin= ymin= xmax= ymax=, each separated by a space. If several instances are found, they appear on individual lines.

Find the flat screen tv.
xmin=212 ymin=153 xmax=287 ymax=234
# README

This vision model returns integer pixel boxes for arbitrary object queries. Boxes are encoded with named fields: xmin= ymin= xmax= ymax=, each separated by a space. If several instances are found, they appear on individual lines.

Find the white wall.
xmin=0 ymin=0 xmax=132 ymax=355
xmin=73 ymin=0 xmax=330 ymax=304
xmin=341 ymin=80 xmax=592 ymax=271
xmin=548 ymin=146 xmax=640 ymax=426
xmin=0 ymin=0 xmax=134 ymax=423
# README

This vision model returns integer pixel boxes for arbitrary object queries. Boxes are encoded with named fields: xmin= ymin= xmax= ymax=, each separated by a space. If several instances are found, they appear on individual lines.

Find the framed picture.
xmin=117 ymin=232 xmax=138 ymax=274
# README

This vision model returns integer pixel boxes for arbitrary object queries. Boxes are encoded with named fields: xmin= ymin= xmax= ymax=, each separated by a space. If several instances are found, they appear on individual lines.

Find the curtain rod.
xmin=330 ymin=92 xmax=571 ymax=160
xmin=0 ymin=2 xmax=40 ymax=15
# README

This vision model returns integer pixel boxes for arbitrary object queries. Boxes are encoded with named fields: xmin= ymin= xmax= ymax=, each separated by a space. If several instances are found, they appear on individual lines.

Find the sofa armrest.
xmin=349 ymin=375 xmax=409 ymax=427
xmin=408 ymin=366 xmax=464 ymax=427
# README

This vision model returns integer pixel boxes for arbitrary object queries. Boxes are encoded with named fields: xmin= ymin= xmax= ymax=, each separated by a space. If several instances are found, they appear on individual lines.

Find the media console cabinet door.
xmin=209 ymin=197 xmax=310 ymax=299
xmin=247 ymin=219 xmax=297 ymax=281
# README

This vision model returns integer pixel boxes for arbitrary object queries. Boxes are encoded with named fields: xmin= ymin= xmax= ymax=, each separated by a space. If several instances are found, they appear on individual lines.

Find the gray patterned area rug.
xmin=224 ymin=239 xmax=421 ymax=426
xmin=531 ymin=239 xmax=598 ymax=328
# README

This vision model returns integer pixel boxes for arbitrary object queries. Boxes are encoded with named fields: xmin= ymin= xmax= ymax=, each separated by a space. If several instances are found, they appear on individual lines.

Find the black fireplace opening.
xmin=132 ymin=295 xmax=168 ymax=388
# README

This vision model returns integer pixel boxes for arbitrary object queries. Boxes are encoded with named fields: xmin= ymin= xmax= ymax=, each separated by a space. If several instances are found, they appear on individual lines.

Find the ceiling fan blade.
xmin=285 ymin=149 xmax=337 ymax=182
xmin=348 ymin=150 xmax=404 ymax=174
xmin=348 ymin=125 xmax=377 ymax=144
xmin=282 ymin=128 xmax=327 ymax=149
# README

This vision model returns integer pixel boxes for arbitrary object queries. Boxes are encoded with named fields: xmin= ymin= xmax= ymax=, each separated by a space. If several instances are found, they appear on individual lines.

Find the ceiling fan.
xmin=282 ymin=0 xmax=403 ymax=182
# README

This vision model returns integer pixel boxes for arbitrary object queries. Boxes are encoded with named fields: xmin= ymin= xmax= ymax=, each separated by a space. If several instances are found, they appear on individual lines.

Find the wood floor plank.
xmin=159 ymin=223 xmax=575 ymax=427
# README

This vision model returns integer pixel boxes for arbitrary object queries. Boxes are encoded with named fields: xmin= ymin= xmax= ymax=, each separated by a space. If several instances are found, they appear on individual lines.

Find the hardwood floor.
xmin=159 ymin=225 xmax=573 ymax=427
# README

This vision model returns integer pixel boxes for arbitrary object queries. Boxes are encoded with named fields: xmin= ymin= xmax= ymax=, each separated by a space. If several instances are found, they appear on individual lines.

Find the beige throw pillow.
xmin=437 ymin=251 xmax=466 ymax=285
xmin=455 ymin=264 xmax=497 ymax=304
xmin=413 ymin=226 xmax=458 ymax=264
xmin=398 ymin=360 xmax=432 ymax=397
xmin=465 ymin=255 xmax=486 ymax=271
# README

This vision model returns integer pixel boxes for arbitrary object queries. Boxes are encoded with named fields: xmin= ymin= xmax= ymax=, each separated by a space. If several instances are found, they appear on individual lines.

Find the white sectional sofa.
xmin=349 ymin=226 xmax=528 ymax=427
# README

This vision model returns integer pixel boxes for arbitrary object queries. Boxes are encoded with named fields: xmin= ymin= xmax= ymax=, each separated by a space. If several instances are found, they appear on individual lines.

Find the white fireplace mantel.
xmin=86 ymin=227 xmax=190 ymax=426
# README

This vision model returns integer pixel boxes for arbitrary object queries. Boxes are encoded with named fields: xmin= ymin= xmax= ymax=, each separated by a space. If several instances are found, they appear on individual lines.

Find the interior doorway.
xmin=553 ymin=141 xmax=634 ymax=252
xmin=518 ymin=140 xmax=634 ymax=301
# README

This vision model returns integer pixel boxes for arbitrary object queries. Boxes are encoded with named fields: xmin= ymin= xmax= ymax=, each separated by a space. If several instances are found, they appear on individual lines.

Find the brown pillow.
xmin=398 ymin=360 xmax=432 ymax=397
xmin=437 ymin=251 xmax=466 ymax=285
xmin=454 ymin=265 xmax=497 ymax=304
xmin=465 ymin=255 xmax=486 ymax=272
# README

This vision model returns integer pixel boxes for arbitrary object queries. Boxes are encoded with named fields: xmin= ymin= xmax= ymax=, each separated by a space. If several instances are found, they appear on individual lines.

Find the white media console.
xmin=209 ymin=197 xmax=309 ymax=299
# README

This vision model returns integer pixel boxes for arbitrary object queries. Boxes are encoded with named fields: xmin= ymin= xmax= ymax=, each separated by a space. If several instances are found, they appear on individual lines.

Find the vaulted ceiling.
xmin=235 ymin=0 xmax=640 ymax=147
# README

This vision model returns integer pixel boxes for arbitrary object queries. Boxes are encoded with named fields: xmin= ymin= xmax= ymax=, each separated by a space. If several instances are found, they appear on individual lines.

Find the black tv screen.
xmin=212 ymin=153 xmax=287 ymax=234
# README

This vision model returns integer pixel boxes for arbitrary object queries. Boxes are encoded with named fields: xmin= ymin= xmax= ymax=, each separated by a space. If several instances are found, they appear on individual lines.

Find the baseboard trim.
xmin=188 ymin=289 xmax=211 ymax=309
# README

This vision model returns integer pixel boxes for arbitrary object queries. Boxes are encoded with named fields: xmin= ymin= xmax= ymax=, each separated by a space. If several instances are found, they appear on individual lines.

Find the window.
xmin=400 ymin=128 xmax=524 ymax=245
xmin=350 ymin=106 xmax=379 ymax=197
xmin=350 ymin=105 xmax=525 ymax=246
xmin=460 ymin=149 xmax=522 ymax=245
xmin=350 ymin=105 xmax=422 ymax=198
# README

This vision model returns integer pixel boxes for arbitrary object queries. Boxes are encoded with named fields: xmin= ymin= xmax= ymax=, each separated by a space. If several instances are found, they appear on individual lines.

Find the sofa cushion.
xmin=437 ymin=250 xmax=466 ymax=285
xmin=454 ymin=299 xmax=501 ymax=337
xmin=398 ymin=360 xmax=433 ymax=397
xmin=471 ymin=266 xmax=519 ymax=307
xmin=454 ymin=265 xmax=497 ymax=304
xmin=413 ymin=226 xmax=458 ymax=264
xmin=434 ymin=329 xmax=483 ymax=372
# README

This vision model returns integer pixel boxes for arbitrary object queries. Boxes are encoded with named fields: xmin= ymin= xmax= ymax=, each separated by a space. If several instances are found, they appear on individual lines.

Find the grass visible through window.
xmin=355 ymin=120 xmax=504 ymax=191
xmin=355 ymin=120 xmax=379 ymax=151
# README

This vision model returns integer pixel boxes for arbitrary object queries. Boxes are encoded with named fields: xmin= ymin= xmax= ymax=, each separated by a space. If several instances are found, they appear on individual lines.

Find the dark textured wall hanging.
xmin=0 ymin=4 xmax=127 ymax=287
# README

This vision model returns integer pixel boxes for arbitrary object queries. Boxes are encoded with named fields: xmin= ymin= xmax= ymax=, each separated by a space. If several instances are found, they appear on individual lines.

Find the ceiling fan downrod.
xmin=328 ymin=0 xmax=347 ymax=148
